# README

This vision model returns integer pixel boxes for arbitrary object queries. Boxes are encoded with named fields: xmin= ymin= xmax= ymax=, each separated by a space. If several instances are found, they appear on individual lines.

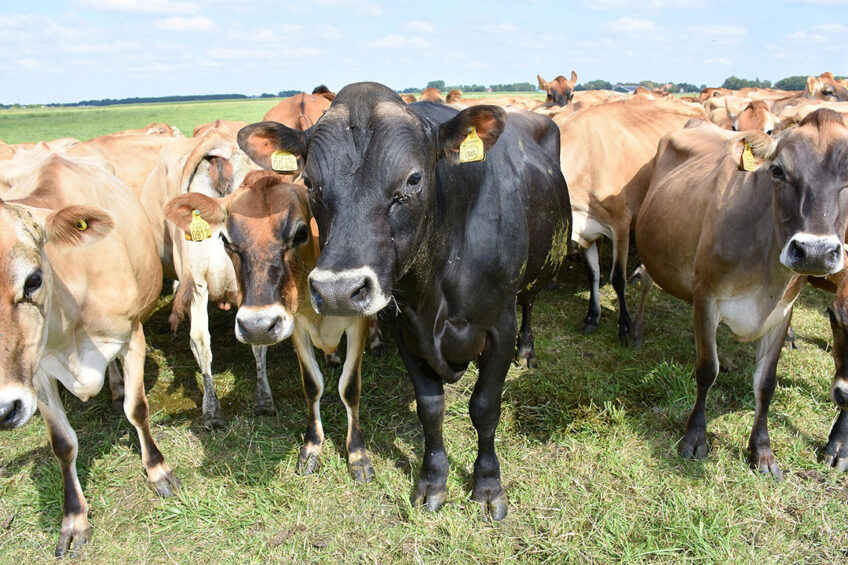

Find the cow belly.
xmin=38 ymin=340 xmax=125 ymax=401
xmin=718 ymin=292 xmax=797 ymax=343
xmin=295 ymin=313 xmax=350 ymax=355
xmin=571 ymin=209 xmax=612 ymax=248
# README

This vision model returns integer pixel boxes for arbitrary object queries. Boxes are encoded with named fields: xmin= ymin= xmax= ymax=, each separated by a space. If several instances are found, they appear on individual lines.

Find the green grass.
xmin=1 ymin=244 xmax=846 ymax=564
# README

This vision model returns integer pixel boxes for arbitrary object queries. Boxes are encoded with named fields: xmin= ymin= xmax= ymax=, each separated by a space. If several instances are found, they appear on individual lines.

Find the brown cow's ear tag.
xmin=270 ymin=150 xmax=298 ymax=172
xmin=459 ymin=126 xmax=485 ymax=163
xmin=74 ymin=219 xmax=88 ymax=231
xmin=186 ymin=210 xmax=212 ymax=241
xmin=741 ymin=142 xmax=756 ymax=172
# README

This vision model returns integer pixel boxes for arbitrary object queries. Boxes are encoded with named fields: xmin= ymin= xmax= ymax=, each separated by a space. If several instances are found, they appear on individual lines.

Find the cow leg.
xmin=611 ymin=229 xmax=632 ymax=346
xmin=107 ymin=360 xmax=124 ymax=413
xmin=122 ymin=322 xmax=180 ymax=497
xmin=515 ymin=298 xmax=537 ymax=369
xmin=338 ymin=319 xmax=374 ymax=482
xmin=823 ymin=307 xmax=848 ymax=471
xmin=748 ymin=311 xmax=792 ymax=480
xmin=824 ymin=409 xmax=848 ymax=472
xmin=394 ymin=326 xmax=448 ymax=512
xmin=34 ymin=373 xmax=91 ymax=557
xmin=188 ymin=281 xmax=225 ymax=428
xmin=580 ymin=241 xmax=602 ymax=334
xmin=367 ymin=315 xmax=384 ymax=355
xmin=470 ymin=307 xmax=515 ymax=521
xmin=291 ymin=328 xmax=325 ymax=475
xmin=629 ymin=265 xmax=653 ymax=347
xmin=784 ymin=326 xmax=799 ymax=350
xmin=251 ymin=345 xmax=275 ymax=416
xmin=680 ymin=300 xmax=720 ymax=460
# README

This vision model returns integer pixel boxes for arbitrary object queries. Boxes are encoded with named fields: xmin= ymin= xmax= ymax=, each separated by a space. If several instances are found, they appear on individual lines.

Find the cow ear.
xmin=164 ymin=192 xmax=228 ymax=233
xmin=731 ymin=132 xmax=776 ymax=171
xmin=45 ymin=205 xmax=114 ymax=247
xmin=537 ymin=74 xmax=548 ymax=91
xmin=238 ymin=122 xmax=308 ymax=170
xmin=570 ymin=70 xmax=578 ymax=84
xmin=806 ymin=75 xmax=819 ymax=96
xmin=438 ymin=105 xmax=507 ymax=160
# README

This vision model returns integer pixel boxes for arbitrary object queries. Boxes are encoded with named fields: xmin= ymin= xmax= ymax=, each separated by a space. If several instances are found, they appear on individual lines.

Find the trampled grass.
xmin=1 ymin=246 xmax=847 ymax=564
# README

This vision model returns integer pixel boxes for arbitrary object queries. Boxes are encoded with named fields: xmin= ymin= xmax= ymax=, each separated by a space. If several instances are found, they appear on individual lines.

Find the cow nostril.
xmin=0 ymin=400 xmax=21 ymax=427
xmin=834 ymin=386 xmax=848 ymax=407
xmin=236 ymin=318 xmax=247 ymax=337
xmin=790 ymin=240 xmax=806 ymax=262
xmin=309 ymin=279 xmax=324 ymax=308
xmin=350 ymin=278 xmax=371 ymax=304
xmin=268 ymin=316 xmax=282 ymax=335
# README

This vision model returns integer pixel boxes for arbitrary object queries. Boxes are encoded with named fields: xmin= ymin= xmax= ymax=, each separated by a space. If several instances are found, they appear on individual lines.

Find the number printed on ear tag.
xmin=459 ymin=126 xmax=485 ymax=163
xmin=187 ymin=210 xmax=212 ymax=242
xmin=271 ymin=150 xmax=298 ymax=172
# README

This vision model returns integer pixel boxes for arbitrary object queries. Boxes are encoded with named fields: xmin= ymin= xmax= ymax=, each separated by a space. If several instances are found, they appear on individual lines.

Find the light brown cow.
xmin=807 ymin=72 xmax=848 ymax=101
xmin=141 ymin=125 xmax=259 ymax=428
xmin=193 ymin=119 xmax=248 ymax=138
xmin=558 ymin=98 xmax=706 ymax=343
xmin=0 ymin=152 xmax=177 ymax=555
xmin=400 ymin=93 xmax=417 ymax=104
xmin=0 ymin=139 xmax=16 ymax=161
xmin=111 ymin=122 xmax=183 ymax=137
xmin=69 ymin=134 xmax=174 ymax=197
xmin=537 ymin=71 xmax=577 ymax=105
xmin=164 ymin=171 xmax=374 ymax=481
xmin=264 ymin=92 xmax=331 ymax=129
xmin=634 ymin=110 xmax=848 ymax=478
xmin=419 ymin=87 xmax=444 ymax=102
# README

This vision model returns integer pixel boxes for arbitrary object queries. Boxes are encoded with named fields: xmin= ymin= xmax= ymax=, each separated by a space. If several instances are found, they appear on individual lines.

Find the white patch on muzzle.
xmin=234 ymin=305 xmax=294 ymax=345
xmin=780 ymin=233 xmax=844 ymax=275
xmin=0 ymin=385 xmax=37 ymax=429
xmin=308 ymin=266 xmax=391 ymax=317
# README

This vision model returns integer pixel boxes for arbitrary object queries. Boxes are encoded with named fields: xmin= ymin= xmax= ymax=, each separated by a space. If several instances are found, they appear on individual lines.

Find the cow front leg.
xmin=394 ymin=326 xmax=448 ymax=512
xmin=824 ymin=409 xmax=848 ymax=472
xmin=470 ymin=308 xmax=515 ymax=521
xmin=516 ymin=298 xmax=537 ymax=369
xmin=188 ymin=281 xmax=225 ymax=428
xmin=748 ymin=311 xmax=793 ymax=480
xmin=251 ymin=345 xmax=275 ymax=416
xmin=680 ymin=300 xmax=720 ymax=460
xmin=611 ymin=228 xmax=632 ymax=346
xmin=34 ymin=373 xmax=92 ymax=557
xmin=823 ymin=306 xmax=848 ymax=471
xmin=291 ymin=328 xmax=325 ymax=475
xmin=338 ymin=319 xmax=374 ymax=482
xmin=580 ymin=241 xmax=602 ymax=334
xmin=107 ymin=360 xmax=124 ymax=413
xmin=122 ymin=322 xmax=180 ymax=497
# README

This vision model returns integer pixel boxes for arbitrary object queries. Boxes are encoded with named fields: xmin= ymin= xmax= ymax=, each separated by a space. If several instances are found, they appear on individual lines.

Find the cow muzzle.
xmin=308 ymin=266 xmax=389 ymax=316
xmin=0 ymin=385 xmax=36 ymax=430
xmin=234 ymin=305 xmax=294 ymax=345
xmin=779 ymin=233 xmax=844 ymax=275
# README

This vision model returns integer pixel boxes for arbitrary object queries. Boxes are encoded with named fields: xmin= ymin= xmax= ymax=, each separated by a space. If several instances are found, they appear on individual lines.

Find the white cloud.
xmin=367 ymin=35 xmax=432 ymax=49
xmin=705 ymin=57 xmax=731 ymax=65
xmin=485 ymin=23 xmax=517 ymax=34
xmin=787 ymin=30 xmax=827 ymax=42
xmin=816 ymin=22 xmax=848 ymax=33
xmin=312 ymin=0 xmax=383 ymax=16
xmin=79 ymin=0 xmax=201 ymax=14
xmin=205 ymin=47 xmax=274 ymax=60
xmin=689 ymin=24 xmax=746 ymax=37
xmin=17 ymin=58 xmax=41 ymax=69
xmin=403 ymin=20 xmax=435 ymax=34
xmin=154 ymin=16 xmax=217 ymax=32
xmin=602 ymin=17 xmax=656 ymax=34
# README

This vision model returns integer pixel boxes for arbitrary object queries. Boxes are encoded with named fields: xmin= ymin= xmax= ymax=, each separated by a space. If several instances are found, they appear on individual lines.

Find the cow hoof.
xmin=750 ymin=453 xmax=784 ymax=481
xmin=618 ymin=331 xmax=632 ymax=347
xmin=148 ymin=472 xmax=181 ymax=498
xmin=202 ymin=414 xmax=227 ymax=430
xmin=473 ymin=487 xmax=508 ymax=521
xmin=580 ymin=321 xmax=599 ymax=335
xmin=55 ymin=525 xmax=93 ymax=558
xmin=679 ymin=435 xmax=708 ymax=460
xmin=822 ymin=437 xmax=848 ymax=472
xmin=253 ymin=402 xmax=276 ymax=417
xmin=348 ymin=459 xmax=375 ymax=483
xmin=516 ymin=352 xmax=537 ymax=369
xmin=297 ymin=453 xmax=320 ymax=476
xmin=411 ymin=480 xmax=447 ymax=513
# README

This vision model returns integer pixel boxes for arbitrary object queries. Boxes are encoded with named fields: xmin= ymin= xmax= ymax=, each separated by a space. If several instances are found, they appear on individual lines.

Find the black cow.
xmin=238 ymin=82 xmax=571 ymax=520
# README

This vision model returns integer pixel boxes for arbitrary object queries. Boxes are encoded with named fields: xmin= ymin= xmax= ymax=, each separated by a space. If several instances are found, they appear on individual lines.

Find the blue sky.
xmin=0 ymin=0 xmax=846 ymax=104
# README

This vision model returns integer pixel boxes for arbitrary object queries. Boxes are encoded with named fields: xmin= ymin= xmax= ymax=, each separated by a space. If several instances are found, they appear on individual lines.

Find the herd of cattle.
xmin=1 ymin=70 xmax=848 ymax=555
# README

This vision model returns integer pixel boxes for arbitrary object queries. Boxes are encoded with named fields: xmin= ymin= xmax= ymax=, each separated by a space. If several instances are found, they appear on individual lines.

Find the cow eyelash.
xmin=22 ymin=269 xmax=42 ymax=301
xmin=219 ymin=232 xmax=238 ymax=253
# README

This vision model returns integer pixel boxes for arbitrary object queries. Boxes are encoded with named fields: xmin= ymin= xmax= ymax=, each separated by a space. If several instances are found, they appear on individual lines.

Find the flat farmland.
xmin=0 ymin=97 xmax=847 ymax=564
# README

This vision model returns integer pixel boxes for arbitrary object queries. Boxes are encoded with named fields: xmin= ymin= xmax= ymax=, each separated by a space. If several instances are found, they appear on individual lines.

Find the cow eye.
xmin=766 ymin=129 xmax=774 ymax=136
xmin=771 ymin=165 xmax=786 ymax=180
xmin=407 ymin=172 xmax=422 ymax=187
xmin=292 ymin=223 xmax=309 ymax=247
xmin=220 ymin=232 xmax=235 ymax=252
xmin=23 ymin=270 xmax=42 ymax=299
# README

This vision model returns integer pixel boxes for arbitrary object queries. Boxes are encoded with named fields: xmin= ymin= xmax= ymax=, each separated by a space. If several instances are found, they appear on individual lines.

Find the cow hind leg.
xmin=188 ymin=283 xmax=225 ymax=428
xmin=629 ymin=265 xmax=653 ymax=347
xmin=338 ymin=320 xmax=374 ymax=482
xmin=823 ymin=307 xmax=848 ymax=471
xmin=611 ymin=229 xmax=632 ymax=346
xmin=292 ymin=329 xmax=325 ymax=475
xmin=748 ymin=311 xmax=793 ymax=480
xmin=107 ymin=360 xmax=124 ymax=414
xmin=823 ymin=409 xmax=848 ymax=472
xmin=122 ymin=323 xmax=180 ymax=497
xmin=251 ymin=345 xmax=275 ymax=416
xmin=515 ymin=298 xmax=537 ymax=369
xmin=680 ymin=301 xmax=720 ymax=460
xmin=34 ymin=373 xmax=92 ymax=557
xmin=470 ymin=307 xmax=515 ymax=521
xmin=580 ymin=241 xmax=602 ymax=334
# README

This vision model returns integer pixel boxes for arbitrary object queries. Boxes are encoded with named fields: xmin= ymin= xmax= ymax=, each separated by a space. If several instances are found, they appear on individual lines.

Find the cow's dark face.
xmin=766 ymin=110 xmax=848 ymax=275
xmin=538 ymin=72 xmax=576 ymax=106
xmin=238 ymin=82 xmax=506 ymax=317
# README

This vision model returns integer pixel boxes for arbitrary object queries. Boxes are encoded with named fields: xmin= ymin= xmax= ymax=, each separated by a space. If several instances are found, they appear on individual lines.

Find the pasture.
xmin=1 ymin=99 xmax=847 ymax=564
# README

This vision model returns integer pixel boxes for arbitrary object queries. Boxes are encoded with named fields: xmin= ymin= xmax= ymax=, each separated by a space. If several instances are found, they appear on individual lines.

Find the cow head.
xmin=238 ymin=82 xmax=506 ymax=317
xmin=0 ymin=200 xmax=113 ymax=430
xmin=165 ymin=170 xmax=313 ymax=345
xmin=729 ymin=100 xmax=777 ymax=135
xmin=738 ymin=109 xmax=848 ymax=276
xmin=806 ymin=72 xmax=848 ymax=102
xmin=538 ymin=72 xmax=577 ymax=106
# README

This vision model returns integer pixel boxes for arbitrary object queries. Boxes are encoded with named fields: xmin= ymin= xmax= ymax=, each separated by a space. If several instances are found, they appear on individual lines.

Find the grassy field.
xmin=1 ymin=99 xmax=847 ymax=564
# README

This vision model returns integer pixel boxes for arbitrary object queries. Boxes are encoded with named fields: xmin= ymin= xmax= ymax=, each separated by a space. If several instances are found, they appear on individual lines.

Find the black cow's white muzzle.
xmin=308 ymin=266 xmax=389 ymax=317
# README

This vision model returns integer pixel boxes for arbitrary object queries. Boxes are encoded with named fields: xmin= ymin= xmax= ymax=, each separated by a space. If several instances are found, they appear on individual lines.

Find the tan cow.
xmin=558 ymin=98 xmax=705 ymax=344
xmin=193 ymin=119 xmax=248 ymax=138
xmin=264 ymin=92 xmax=331 ymax=129
xmin=111 ymin=122 xmax=183 ymax=137
xmin=69 ymin=134 xmax=174 ymax=197
xmin=0 ymin=140 xmax=13 ymax=161
xmin=419 ymin=87 xmax=444 ymax=102
xmin=0 ymin=152 xmax=177 ymax=555
xmin=537 ymin=71 xmax=577 ymax=105
xmin=634 ymin=110 xmax=848 ymax=478
xmin=164 ymin=171 xmax=374 ymax=481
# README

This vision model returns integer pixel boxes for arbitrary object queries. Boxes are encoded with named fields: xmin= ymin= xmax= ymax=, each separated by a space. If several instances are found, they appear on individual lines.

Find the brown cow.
xmin=400 ymin=93 xmax=417 ymax=104
xmin=164 ymin=171 xmax=374 ymax=481
xmin=537 ymin=71 xmax=577 ymax=105
xmin=419 ymin=87 xmax=444 ymax=102
xmin=725 ymin=99 xmax=778 ymax=134
xmin=69 ymin=134 xmax=174 ymax=197
xmin=634 ymin=110 xmax=848 ymax=478
xmin=558 ymin=98 xmax=705 ymax=343
xmin=0 ymin=152 xmax=177 ymax=555
xmin=112 ymin=122 xmax=183 ymax=137
xmin=193 ymin=119 xmax=248 ymax=138
xmin=264 ymin=92 xmax=331 ymax=130
xmin=312 ymin=84 xmax=335 ymax=102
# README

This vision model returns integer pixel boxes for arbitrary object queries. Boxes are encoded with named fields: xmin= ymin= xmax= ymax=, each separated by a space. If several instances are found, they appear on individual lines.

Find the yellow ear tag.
xmin=74 ymin=219 xmax=88 ymax=231
xmin=270 ymin=150 xmax=298 ymax=172
xmin=741 ymin=142 xmax=756 ymax=172
xmin=187 ymin=210 xmax=212 ymax=242
xmin=459 ymin=126 xmax=485 ymax=163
